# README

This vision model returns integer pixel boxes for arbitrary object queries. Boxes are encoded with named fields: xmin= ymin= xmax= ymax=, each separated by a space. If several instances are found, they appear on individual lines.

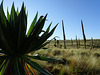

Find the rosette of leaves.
xmin=0 ymin=1 xmax=59 ymax=75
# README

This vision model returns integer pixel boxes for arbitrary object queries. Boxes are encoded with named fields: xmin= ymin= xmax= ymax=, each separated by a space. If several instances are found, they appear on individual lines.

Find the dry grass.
xmin=31 ymin=47 xmax=100 ymax=75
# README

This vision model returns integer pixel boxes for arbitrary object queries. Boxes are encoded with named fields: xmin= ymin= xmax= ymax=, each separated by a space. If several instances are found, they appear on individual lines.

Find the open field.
xmin=31 ymin=48 xmax=100 ymax=75
xmin=48 ymin=39 xmax=100 ymax=49
xmin=0 ymin=39 xmax=100 ymax=75
xmin=30 ymin=39 xmax=100 ymax=75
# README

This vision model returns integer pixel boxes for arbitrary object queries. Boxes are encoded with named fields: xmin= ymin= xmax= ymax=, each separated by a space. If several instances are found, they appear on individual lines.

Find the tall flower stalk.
xmin=62 ymin=20 xmax=66 ymax=49
xmin=81 ymin=20 xmax=86 ymax=49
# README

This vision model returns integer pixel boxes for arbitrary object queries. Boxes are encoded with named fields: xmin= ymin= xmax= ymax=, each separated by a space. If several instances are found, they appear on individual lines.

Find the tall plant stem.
xmin=81 ymin=20 xmax=86 ymax=49
xmin=62 ymin=20 xmax=66 ymax=49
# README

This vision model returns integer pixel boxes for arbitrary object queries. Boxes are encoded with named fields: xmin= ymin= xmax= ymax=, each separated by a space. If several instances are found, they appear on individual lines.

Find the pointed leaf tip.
xmin=1 ymin=0 xmax=3 ymax=4
xmin=12 ymin=2 xmax=14 ymax=6
xmin=22 ymin=2 xmax=24 ymax=7
xmin=0 ymin=0 xmax=3 ymax=7
xmin=45 ymin=13 xmax=48 ymax=17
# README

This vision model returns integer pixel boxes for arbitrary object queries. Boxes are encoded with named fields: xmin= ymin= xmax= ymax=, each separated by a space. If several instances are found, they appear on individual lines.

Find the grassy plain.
xmin=0 ymin=39 xmax=100 ymax=75
xmin=31 ymin=39 xmax=100 ymax=75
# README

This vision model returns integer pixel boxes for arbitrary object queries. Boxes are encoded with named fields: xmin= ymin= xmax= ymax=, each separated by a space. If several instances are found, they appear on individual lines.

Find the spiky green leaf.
xmin=22 ymin=56 xmax=52 ymax=75
xmin=0 ymin=1 xmax=7 ymax=27
xmin=7 ymin=8 xmax=10 ymax=22
xmin=25 ymin=55 xmax=61 ymax=61
xmin=0 ymin=60 xmax=10 ymax=75
xmin=27 ymin=12 xmax=38 ymax=37
xmin=12 ymin=58 xmax=26 ymax=75
xmin=16 ymin=3 xmax=27 ymax=51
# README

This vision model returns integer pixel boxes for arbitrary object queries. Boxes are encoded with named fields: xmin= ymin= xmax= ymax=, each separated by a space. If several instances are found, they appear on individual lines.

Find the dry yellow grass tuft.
xmin=31 ymin=47 xmax=100 ymax=75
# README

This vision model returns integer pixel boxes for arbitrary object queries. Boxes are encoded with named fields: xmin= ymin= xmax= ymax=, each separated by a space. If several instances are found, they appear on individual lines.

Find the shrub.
xmin=0 ymin=1 xmax=60 ymax=75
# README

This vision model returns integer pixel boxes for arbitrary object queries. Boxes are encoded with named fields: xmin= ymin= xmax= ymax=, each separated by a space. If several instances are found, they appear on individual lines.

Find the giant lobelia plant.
xmin=0 ymin=1 xmax=59 ymax=75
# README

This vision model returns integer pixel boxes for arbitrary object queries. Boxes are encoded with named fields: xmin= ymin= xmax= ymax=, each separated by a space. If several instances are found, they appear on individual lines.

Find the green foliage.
xmin=0 ymin=1 xmax=59 ymax=75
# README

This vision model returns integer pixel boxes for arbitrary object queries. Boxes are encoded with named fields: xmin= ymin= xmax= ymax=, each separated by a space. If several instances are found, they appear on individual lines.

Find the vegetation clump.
xmin=0 ymin=1 xmax=59 ymax=75
xmin=33 ymin=47 xmax=100 ymax=75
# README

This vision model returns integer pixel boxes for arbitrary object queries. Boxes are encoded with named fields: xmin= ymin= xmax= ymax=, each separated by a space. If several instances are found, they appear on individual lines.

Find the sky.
xmin=1 ymin=0 xmax=100 ymax=40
